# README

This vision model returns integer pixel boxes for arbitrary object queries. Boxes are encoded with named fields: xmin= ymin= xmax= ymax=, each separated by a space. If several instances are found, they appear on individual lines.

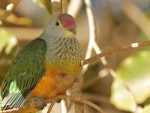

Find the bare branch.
xmin=47 ymin=101 xmax=56 ymax=113
xmin=81 ymin=41 xmax=150 ymax=65
xmin=47 ymin=95 xmax=106 ymax=113
xmin=81 ymin=0 xmax=99 ymax=84
xmin=71 ymin=82 xmax=84 ymax=113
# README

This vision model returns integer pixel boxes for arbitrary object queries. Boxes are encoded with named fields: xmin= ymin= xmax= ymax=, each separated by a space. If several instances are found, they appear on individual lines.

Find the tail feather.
xmin=1 ymin=93 xmax=25 ymax=110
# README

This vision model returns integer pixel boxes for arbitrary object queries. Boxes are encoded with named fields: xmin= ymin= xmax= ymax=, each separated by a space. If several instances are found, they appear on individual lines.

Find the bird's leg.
xmin=25 ymin=97 xmax=47 ymax=110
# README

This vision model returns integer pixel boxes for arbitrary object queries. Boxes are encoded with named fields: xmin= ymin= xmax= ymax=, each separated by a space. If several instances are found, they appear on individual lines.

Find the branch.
xmin=81 ymin=0 xmax=100 ymax=83
xmin=81 ymin=41 xmax=150 ymax=65
xmin=71 ymin=82 xmax=84 ymax=113
xmin=47 ymin=95 xmax=106 ymax=113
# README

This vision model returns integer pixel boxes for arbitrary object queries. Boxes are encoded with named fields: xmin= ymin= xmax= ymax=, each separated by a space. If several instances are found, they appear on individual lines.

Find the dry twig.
xmin=47 ymin=95 xmax=106 ymax=113
xmin=47 ymin=100 xmax=56 ymax=113
xmin=81 ymin=41 xmax=150 ymax=65
xmin=71 ymin=82 xmax=84 ymax=113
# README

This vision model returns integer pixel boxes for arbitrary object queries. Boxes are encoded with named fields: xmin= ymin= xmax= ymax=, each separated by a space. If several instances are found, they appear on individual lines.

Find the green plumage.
xmin=1 ymin=38 xmax=46 ymax=110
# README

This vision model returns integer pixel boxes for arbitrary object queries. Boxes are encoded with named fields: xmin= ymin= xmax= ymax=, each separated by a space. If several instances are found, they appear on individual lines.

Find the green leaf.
xmin=110 ymin=50 xmax=150 ymax=111
xmin=33 ymin=0 xmax=52 ymax=14
xmin=0 ymin=28 xmax=17 ymax=54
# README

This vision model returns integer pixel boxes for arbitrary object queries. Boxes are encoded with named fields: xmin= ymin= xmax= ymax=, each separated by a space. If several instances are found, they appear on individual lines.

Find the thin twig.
xmin=81 ymin=0 xmax=94 ymax=78
xmin=83 ymin=93 xmax=110 ymax=105
xmin=82 ymin=0 xmax=108 ymax=77
xmin=71 ymin=82 xmax=84 ymax=113
xmin=81 ymin=0 xmax=101 ymax=84
xmin=81 ymin=41 xmax=150 ymax=65
xmin=47 ymin=95 xmax=106 ymax=113
xmin=47 ymin=101 xmax=56 ymax=113
xmin=84 ymin=0 xmax=99 ymax=59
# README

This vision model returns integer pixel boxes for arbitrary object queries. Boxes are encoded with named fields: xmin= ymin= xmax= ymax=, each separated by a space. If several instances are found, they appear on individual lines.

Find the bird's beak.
xmin=64 ymin=27 xmax=76 ymax=38
xmin=67 ymin=27 xmax=76 ymax=35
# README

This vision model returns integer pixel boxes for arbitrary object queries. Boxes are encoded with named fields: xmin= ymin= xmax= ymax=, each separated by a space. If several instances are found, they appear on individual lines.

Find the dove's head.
xmin=44 ymin=14 xmax=76 ymax=38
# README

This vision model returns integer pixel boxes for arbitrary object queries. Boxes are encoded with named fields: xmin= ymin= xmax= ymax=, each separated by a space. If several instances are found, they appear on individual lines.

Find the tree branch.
xmin=81 ymin=41 xmax=150 ymax=65
xmin=47 ymin=95 xmax=106 ymax=113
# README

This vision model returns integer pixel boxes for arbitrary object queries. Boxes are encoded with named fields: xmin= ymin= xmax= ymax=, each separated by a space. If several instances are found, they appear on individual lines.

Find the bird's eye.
xmin=55 ymin=21 xmax=60 ymax=26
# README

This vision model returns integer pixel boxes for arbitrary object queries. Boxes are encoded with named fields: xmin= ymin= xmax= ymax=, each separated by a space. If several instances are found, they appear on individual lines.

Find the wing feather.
xmin=1 ymin=38 xmax=47 ymax=110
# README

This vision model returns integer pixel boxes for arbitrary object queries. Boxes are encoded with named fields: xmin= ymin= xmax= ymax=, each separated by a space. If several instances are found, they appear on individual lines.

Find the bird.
xmin=1 ymin=13 xmax=82 ymax=111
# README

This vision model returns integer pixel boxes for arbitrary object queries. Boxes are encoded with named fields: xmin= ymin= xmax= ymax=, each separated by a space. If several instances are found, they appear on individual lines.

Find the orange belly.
xmin=31 ymin=67 xmax=56 ymax=98
xmin=31 ymin=66 xmax=77 ymax=98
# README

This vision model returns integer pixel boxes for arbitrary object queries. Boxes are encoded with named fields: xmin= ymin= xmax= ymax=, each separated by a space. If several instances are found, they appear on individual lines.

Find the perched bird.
xmin=1 ymin=13 xmax=82 ymax=110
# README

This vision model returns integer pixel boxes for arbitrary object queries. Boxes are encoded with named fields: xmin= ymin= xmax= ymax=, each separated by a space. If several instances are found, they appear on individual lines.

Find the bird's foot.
xmin=26 ymin=97 xmax=47 ymax=110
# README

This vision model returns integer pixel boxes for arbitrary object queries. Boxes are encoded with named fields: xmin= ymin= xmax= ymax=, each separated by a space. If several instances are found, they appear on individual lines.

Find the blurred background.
xmin=1 ymin=0 xmax=150 ymax=113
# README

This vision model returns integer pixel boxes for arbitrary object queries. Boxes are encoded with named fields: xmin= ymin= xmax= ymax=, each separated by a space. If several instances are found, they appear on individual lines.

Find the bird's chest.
xmin=31 ymin=38 xmax=81 ymax=98
xmin=45 ymin=42 xmax=81 ymax=74
xmin=31 ymin=49 xmax=81 ymax=98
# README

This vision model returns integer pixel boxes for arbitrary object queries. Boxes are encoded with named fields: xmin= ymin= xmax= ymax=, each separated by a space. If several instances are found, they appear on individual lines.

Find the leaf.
xmin=110 ymin=50 xmax=150 ymax=111
xmin=33 ymin=0 xmax=52 ymax=14
xmin=0 ymin=28 xmax=18 ymax=54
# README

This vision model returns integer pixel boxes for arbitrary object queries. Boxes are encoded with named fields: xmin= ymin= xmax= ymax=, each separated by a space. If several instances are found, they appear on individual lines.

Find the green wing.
xmin=1 ymin=38 xmax=46 ymax=110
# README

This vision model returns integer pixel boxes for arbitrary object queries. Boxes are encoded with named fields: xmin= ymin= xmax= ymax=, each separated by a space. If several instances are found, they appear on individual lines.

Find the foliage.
xmin=0 ymin=28 xmax=17 ymax=55
xmin=110 ymin=50 xmax=150 ymax=112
